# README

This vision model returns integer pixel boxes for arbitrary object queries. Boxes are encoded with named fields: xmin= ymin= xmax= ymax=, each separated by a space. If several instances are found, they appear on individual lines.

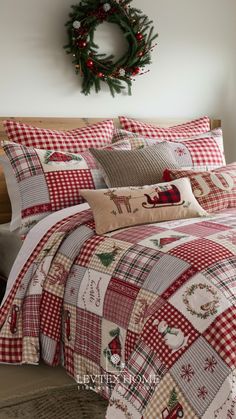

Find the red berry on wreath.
xmin=135 ymin=32 xmax=143 ymax=41
xmin=86 ymin=59 xmax=94 ymax=68
xmin=132 ymin=67 xmax=140 ymax=75
xmin=138 ymin=50 xmax=144 ymax=57
xmin=77 ymin=40 xmax=87 ymax=49
xmin=97 ymin=72 xmax=104 ymax=78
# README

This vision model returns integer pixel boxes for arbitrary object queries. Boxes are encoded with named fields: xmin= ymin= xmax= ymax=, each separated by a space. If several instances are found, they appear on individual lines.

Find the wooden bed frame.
xmin=0 ymin=116 xmax=221 ymax=137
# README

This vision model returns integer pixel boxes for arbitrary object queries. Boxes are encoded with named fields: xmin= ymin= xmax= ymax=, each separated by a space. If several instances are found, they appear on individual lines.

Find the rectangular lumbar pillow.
xmin=163 ymin=163 xmax=236 ymax=213
xmin=90 ymin=143 xmax=180 ymax=187
xmin=119 ymin=116 xmax=211 ymax=140
xmin=3 ymin=119 xmax=115 ymax=153
xmin=80 ymin=178 xmax=207 ymax=235
xmin=1 ymin=140 xmax=131 ymax=235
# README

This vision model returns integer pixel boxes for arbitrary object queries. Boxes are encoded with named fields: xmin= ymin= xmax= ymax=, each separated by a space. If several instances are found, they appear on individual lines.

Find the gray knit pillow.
xmin=90 ymin=143 xmax=180 ymax=187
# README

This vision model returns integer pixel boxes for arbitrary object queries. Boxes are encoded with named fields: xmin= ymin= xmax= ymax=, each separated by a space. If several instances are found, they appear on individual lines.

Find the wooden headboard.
xmin=0 ymin=117 xmax=221 ymax=138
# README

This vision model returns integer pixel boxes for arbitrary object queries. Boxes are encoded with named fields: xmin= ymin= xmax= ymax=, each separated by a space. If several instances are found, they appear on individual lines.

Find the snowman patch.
xmin=153 ymin=320 xmax=189 ymax=353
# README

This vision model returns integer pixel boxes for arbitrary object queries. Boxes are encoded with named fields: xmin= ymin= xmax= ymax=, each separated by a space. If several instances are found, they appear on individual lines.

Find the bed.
xmin=0 ymin=117 xmax=235 ymax=419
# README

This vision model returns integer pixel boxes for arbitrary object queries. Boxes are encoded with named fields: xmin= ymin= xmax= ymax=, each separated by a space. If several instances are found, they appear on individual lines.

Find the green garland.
xmin=64 ymin=0 xmax=158 ymax=97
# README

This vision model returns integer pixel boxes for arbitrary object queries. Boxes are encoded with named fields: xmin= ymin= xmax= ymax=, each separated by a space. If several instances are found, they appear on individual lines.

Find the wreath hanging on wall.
xmin=64 ymin=0 xmax=158 ymax=97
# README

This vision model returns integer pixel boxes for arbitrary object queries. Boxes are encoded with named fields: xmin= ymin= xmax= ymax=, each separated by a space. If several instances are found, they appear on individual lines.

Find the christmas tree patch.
xmin=44 ymin=150 xmax=82 ymax=164
xmin=96 ymin=244 xmax=122 ymax=267
xmin=151 ymin=235 xmax=186 ymax=249
xmin=162 ymin=388 xmax=184 ymax=418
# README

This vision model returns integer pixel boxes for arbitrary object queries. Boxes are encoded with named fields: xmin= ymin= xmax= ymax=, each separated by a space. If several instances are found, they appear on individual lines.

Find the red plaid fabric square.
xmin=169 ymin=238 xmax=233 ymax=271
xmin=103 ymin=278 xmax=139 ymax=328
xmin=112 ymin=225 xmax=166 ymax=244
xmin=164 ymin=164 xmax=236 ymax=213
xmin=40 ymin=291 xmax=63 ymax=340
xmin=203 ymin=306 xmax=236 ymax=368
xmin=22 ymin=295 xmax=40 ymax=337
xmin=125 ymin=330 xmax=139 ymax=362
xmin=4 ymin=143 xmax=43 ymax=182
xmin=0 ymin=338 xmax=22 ymax=363
xmin=45 ymin=170 xmax=95 ymax=211
xmin=120 ymin=341 xmax=167 ymax=411
xmin=76 ymin=236 xmax=105 ymax=267
xmin=64 ymin=345 xmax=75 ymax=377
xmin=3 ymin=119 xmax=115 ymax=152
xmin=182 ymin=137 xmax=224 ymax=167
xmin=141 ymin=302 xmax=199 ymax=369
xmin=114 ymin=245 xmax=162 ymax=286
xmin=204 ymin=258 xmax=236 ymax=304
xmin=75 ymin=308 xmax=102 ymax=364
xmin=119 ymin=116 xmax=210 ymax=140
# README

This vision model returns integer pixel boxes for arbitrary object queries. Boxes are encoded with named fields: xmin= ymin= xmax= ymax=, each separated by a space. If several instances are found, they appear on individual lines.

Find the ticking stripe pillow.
xmin=90 ymin=143 xmax=180 ymax=188
xmin=3 ymin=119 xmax=115 ymax=153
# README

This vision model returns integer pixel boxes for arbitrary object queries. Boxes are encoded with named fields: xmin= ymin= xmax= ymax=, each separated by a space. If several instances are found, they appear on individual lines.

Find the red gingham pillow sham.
xmin=3 ymin=119 xmax=115 ymax=153
xmin=119 ymin=116 xmax=211 ymax=140
xmin=163 ymin=163 xmax=236 ymax=213
xmin=2 ymin=140 xmax=131 ymax=235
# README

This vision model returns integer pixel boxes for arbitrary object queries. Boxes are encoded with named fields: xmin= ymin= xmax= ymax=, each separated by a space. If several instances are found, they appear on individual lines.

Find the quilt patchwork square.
xmin=203 ymin=258 xmax=236 ymax=304
xmin=170 ymin=337 xmax=231 ymax=417
xmin=110 ymin=224 xmax=165 ymax=244
xmin=203 ymin=306 xmax=236 ymax=368
xmin=75 ymin=308 xmax=102 ymax=365
xmin=114 ymin=245 xmax=162 ymax=286
xmin=103 ymin=278 xmax=139 ymax=328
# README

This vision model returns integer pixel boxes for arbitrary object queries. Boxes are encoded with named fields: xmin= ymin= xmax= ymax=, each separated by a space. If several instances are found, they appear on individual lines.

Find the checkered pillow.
xmin=113 ymin=128 xmax=225 ymax=170
xmin=2 ymin=140 xmax=131 ymax=235
xmin=163 ymin=163 xmax=236 ymax=212
xmin=119 ymin=116 xmax=211 ymax=140
xmin=3 ymin=119 xmax=115 ymax=152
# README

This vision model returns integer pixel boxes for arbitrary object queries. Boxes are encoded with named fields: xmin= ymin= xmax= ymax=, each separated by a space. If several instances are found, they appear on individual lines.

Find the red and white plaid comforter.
xmin=0 ymin=204 xmax=235 ymax=418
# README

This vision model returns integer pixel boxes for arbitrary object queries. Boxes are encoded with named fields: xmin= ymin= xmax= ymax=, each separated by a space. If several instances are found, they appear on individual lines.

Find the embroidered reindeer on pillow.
xmin=104 ymin=190 xmax=132 ymax=214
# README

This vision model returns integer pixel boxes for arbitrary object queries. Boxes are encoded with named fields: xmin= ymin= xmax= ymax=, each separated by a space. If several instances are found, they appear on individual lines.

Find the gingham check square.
xmin=40 ymin=290 xmax=63 ymax=340
xmin=3 ymin=119 xmax=115 ymax=152
xmin=0 ymin=338 xmax=22 ymax=363
xmin=75 ymin=308 xmax=102 ymax=365
xmin=169 ymin=238 xmax=233 ymax=271
xmin=182 ymin=137 xmax=224 ymax=166
xmin=203 ymin=306 xmax=236 ymax=367
xmin=75 ymin=235 xmax=105 ymax=267
xmin=119 ymin=116 xmax=210 ymax=140
xmin=114 ymin=245 xmax=162 ymax=286
xmin=45 ymin=170 xmax=95 ymax=211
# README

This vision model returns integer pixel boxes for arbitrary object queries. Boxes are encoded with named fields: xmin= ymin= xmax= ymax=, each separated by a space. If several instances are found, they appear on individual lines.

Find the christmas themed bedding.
xmin=0 ymin=203 xmax=235 ymax=419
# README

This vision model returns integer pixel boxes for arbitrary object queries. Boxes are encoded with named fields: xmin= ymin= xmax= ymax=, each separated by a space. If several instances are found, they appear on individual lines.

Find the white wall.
xmin=0 ymin=0 xmax=236 ymax=161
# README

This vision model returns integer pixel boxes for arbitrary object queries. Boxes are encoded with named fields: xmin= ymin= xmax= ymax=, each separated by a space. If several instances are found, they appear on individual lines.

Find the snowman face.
xmin=158 ymin=320 xmax=168 ymax=334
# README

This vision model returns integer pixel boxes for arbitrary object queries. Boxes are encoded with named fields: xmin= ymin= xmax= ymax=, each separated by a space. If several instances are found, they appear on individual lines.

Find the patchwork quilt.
xmin=0 ymin=203 xmax=235 ymax=418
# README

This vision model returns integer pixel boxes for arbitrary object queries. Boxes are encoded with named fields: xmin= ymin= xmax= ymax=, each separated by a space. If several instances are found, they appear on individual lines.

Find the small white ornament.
xmin=119 ymin=68 xmax=126 ymax=77
xmin=111 ymin=354 xmax=120 ymax=365
xmin=103 ymin=3 xmax=111 ymax=12
xmin=73 ymin=20 xmax=81 ymax=29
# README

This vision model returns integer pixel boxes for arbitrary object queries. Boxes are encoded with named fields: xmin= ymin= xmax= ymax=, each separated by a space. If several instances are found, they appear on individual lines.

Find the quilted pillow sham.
xmin=2 ymin=140 xmax=131 ymax=234
xmin=119 ymin=116 xmax=211 ymax=140
xmin=90 ymin=143 xmax=180 ymax=188
xmin=81 ymin=178 xmax=207 ymax=234
xmin=3 ymin=119 xmax=115 ymax=153
xmin=113 ymin=128 xmax=225 ymax=170
xmin=163 ymin=163 xmax=236 ymax=212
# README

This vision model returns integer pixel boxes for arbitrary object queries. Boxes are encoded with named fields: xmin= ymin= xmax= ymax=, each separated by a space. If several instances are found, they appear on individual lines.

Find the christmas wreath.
xmin=64 ymin=0 xmax=158 ymax=96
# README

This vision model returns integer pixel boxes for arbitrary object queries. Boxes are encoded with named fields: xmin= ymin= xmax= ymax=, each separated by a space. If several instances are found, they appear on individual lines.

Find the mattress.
xmin=0 ymin=223 xmax=22 ymax=280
